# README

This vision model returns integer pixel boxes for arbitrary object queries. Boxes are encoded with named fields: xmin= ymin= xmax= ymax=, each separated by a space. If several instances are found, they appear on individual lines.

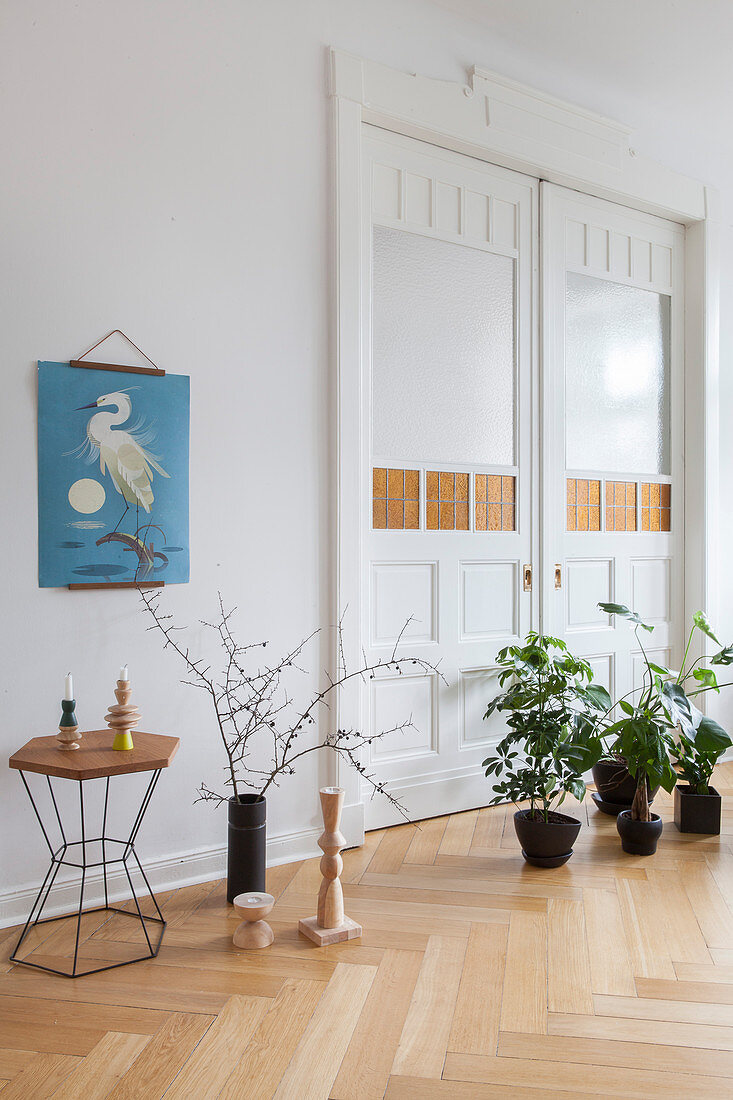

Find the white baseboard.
xmin=0 ymin=823 xmax=323 ymax=930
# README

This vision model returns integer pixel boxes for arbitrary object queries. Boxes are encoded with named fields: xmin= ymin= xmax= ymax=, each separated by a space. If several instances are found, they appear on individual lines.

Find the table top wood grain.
xmin=9 ymin=729 xmax=180 ymax=780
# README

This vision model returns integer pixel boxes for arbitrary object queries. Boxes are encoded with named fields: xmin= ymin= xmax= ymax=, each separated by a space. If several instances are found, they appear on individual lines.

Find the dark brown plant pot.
xmin=616 ymin=809 xmax=663 ymax=855
xmin=674 ymin=785 xmax=722 ymax=835
xmin=227 ymin=794 xmax=266 ymax=903
xmin=592 ymin=759 xmax=659 ymax=808
xmin=513 ymin=809 xmax=581 ymax=868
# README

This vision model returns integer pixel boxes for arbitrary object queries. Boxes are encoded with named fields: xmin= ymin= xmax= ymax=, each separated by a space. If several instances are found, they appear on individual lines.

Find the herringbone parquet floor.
xmin=3 ymin=766 xmax=733 ymax=1097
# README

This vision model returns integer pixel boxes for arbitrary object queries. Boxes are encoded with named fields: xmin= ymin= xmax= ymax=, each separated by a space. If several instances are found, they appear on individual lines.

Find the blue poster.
xmin=38 ymin=362 xmax=190 ymax=587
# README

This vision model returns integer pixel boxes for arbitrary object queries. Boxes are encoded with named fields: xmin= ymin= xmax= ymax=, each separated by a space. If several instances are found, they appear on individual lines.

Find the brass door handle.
xmin=555 ymin=563 xmax=562 ymax=589
xmin=523 ymin=564 xmax=532 ymax=592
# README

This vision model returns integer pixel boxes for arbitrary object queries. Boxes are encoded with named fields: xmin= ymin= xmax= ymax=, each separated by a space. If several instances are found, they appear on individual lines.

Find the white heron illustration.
xmin=76 ymin=390 xmax=169 ymax=533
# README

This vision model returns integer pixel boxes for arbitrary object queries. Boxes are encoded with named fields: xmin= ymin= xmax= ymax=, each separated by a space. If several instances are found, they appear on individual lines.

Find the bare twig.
xmin=139 ymin=588 xmax=444 ymax=820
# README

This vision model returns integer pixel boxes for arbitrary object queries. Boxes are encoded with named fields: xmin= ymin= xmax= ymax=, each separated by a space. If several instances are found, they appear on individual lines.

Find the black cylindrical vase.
xmin=227 ymin=794 xmax=266 ymax=903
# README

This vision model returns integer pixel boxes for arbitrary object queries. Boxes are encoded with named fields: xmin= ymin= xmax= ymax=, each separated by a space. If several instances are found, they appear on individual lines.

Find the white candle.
xmin=119 ymin=665 xmax=129 ymax=682
xmin=64 ymin=673 xmax=73 ymax=701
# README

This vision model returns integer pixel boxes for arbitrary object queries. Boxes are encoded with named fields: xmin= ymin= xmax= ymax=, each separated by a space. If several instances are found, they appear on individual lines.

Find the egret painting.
xmin=38 ymin=362 xmax=190 ymax=587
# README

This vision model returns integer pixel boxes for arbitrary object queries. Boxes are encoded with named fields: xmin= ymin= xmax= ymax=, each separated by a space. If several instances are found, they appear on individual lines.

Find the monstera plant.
xmin=597 ymin=605 xmax=733 ymax=851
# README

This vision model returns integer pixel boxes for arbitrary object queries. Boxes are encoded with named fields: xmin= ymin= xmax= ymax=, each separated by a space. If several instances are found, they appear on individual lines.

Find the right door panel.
xmin=542 ymin=184 xmax=685 ymax=701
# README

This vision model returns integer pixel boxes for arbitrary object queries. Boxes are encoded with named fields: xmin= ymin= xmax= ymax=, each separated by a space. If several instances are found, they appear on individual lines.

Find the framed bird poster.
xmin=37 ymin=361 xmax=190 ymax=587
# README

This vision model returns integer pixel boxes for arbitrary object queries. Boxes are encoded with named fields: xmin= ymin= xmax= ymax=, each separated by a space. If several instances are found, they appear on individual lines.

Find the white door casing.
xmin=542 ymin=184 xmax=685 ymax=701
xmin=360 ymin=128 xmax=538 ymax=827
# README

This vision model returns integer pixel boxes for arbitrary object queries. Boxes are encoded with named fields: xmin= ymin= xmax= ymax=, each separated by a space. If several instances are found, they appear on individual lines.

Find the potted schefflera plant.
xmin=482 ymin=632 xmax=608 ymax=867
xmin=598 ymin=605 xmax=733 ymax=852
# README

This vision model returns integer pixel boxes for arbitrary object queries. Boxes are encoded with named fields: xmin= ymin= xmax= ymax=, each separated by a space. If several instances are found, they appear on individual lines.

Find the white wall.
xmin=1 ymin=0 xmax=731 ymax=920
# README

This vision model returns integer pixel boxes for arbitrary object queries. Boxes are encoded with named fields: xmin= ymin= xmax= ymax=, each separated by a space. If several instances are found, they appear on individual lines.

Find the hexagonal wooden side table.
xmin=8 ymin=729 xmax=179 ymax=978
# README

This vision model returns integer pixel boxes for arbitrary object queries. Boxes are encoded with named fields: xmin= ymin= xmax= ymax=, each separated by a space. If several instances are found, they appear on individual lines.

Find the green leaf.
xmin=661 ymin=681 xmax=694 ymax=734
xmin=583 ymin=683 xmax=613 ymax=711
xmin=693 ymin=668 xmax=719 ymax=693
xmin=694 ymin=715 xmax=732 ymax=754
xmin=711 ymin=644 xmax=733 ymax=666
xmin=598 ymin=603 xmax=653 ymax=633
xmin=693 ymin=611 xmax=721 ymax=646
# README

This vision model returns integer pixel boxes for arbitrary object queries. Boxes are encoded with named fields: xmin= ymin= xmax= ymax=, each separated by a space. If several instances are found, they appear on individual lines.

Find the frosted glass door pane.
xmin=372 ymin=226 xmax=515 ymax=465
xmin=565 ymin=272 xmax=670 ymax=474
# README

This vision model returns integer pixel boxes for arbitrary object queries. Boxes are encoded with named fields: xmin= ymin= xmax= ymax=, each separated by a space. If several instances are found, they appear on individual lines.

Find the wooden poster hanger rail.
xmin=70 ymin=330 xmax=166 ymax=376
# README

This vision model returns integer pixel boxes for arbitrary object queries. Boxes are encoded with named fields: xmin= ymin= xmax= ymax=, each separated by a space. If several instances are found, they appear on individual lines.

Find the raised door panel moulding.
xmin=460 ymin=560 xmax=519 ymax=641
xmin=566 ymin=558 xmax=613 ymax=632
xmin=630 ymin=557 xmax=671 ymax=624
xmin=330 ymin=48 xmax=707 ymax=221
xmin=632 ymin=648 xmax=671 ymax=692
xmin=370 ymin=561 xmax=437 ymax=646
xmin=459 ymin=667 xmax=505 ymax=748
xmin=585 ymin=653 xmax=615 ymax=699
xmin=369 ymin=673 xmax=437 ymax=761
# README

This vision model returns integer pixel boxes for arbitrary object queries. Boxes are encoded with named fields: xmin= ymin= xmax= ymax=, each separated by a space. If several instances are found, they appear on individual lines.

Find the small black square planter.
xmin=674 ymin=785 xmax=722 ymax=835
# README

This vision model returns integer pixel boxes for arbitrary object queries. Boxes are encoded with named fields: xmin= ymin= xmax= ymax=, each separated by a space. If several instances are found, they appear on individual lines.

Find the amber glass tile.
xmin=567 ymin=479 xmax=601 ymax=532
xmin=456 ymin=473 xmax=469 ymax=503
xmin=440 ymin=502 xmax=455 ymax=530
xmin=475 ymin=473 xmax=516 ymax=532
xmin=405 ymin=500 xmax=419 ymax=529
xmin=373 ymin=466 xmax=420 ymax=530
xmin=440 ymin=471 xmax=455 ymax=499
xmin=456 ymin=502 xmax=469 ymax=530
xmin=404 ymin=469 xmax=419 ymax=501
xmin=640 ymin=482 xmax=671 ymax=534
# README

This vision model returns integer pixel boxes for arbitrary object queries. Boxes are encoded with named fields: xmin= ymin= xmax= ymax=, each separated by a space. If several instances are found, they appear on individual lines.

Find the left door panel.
xmin=359 ymin=128 xmax=538 ymax=827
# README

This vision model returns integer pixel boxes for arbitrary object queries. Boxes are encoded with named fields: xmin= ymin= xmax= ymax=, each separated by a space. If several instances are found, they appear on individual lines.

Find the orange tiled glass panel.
xmin=426 ymin=471 xmax=469 ymax=530
xmin=640 ymin=482 xmax=671 ymax=532
xmin=605 ymin=481 xmax=637 ymax=532
xmin=475 ymin=474 xmax=516 ymax=532
xmin=373 ymin=467 xmax=419 ymax=530
xmin=566 ymin=479 xmax=601 ymax=531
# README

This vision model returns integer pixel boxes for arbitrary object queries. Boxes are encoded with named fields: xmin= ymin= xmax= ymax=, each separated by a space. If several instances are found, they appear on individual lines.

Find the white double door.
xmin=359 ymin=127 xmax=684 ymax=828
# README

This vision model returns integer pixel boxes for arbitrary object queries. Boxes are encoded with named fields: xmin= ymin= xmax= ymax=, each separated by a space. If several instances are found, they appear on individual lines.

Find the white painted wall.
xmin=1 ymin=0 xmax=731 ymax=919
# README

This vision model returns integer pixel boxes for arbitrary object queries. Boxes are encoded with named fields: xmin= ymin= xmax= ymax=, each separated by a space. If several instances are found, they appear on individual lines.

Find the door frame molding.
xmin=330 ymin=48 xmax=720 ymax=845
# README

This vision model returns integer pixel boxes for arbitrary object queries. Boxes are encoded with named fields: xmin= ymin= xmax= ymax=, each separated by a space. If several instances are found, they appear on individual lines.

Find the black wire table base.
xmin=10 ymin=769 xmax=167 ymax=978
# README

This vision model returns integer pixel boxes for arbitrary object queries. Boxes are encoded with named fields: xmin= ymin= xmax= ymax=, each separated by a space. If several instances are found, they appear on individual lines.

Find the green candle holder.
xmin=57 ymin=698 xmax=81 ymax=751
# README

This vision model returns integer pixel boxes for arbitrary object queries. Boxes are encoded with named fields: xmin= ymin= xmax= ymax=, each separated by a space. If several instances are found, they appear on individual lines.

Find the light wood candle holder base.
xmin=298 ymin=914 xmax=362 ymax=946
xmin=57 ymin=724 xmax=80 ymax=751
xmin=298 ymin=786 xmax=362 ymax=947
xmin=232 ymin=892 xmax=274 ymax=950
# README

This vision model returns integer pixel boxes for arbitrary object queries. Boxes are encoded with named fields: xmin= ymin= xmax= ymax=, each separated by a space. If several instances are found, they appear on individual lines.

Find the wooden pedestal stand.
xmin=105 ymin=680 xmax=140 ymax=751
xmin=232 ymin=892 xmax=275 ymax=949
xmin=299 ymin=786 xmax=362 ymax=946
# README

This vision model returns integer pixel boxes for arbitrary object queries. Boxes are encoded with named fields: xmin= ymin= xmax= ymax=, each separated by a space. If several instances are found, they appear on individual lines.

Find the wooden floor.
xmin=3 ymin=767 xmax=733 ymax=1098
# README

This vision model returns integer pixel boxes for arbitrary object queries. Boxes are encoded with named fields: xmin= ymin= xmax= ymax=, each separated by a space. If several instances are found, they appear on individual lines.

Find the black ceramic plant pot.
xmin=592 ymin=759 xmax=659 ymax=810
xmin=227 ymin=794 xmax=266 ymax=903
xmin=616 ymin=809 xmax=663 ymax=855
xmin=674 ymin=785 xmax=722 ymax=835
xmin=513 ymin=809 xmax=581 ymax=868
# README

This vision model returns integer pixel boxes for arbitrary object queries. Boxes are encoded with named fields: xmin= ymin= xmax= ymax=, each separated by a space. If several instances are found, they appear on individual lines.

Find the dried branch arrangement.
xmin=139 ymin=589 xmax=443 ymax=818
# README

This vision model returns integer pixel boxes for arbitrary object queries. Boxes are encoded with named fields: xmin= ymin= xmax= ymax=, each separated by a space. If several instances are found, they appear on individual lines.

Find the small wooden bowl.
xmin=232 ymin=891 xmax=275 ymax=949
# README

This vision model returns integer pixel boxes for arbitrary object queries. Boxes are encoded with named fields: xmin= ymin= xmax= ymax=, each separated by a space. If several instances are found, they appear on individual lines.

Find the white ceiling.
xmin=428 ymin=0 xmax=733 ymax=203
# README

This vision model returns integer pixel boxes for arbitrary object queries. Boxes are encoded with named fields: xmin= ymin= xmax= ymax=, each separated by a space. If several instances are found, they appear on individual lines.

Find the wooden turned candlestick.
xmin=298 ymin=786 xmax=362 ymax=946
xmin=105 ymin=679 xmax=140 ymax=751
xmin=232 ymin=892 xmax=274 ymax=949
xmin=57 ymin=699 xmax=81 ymax=751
